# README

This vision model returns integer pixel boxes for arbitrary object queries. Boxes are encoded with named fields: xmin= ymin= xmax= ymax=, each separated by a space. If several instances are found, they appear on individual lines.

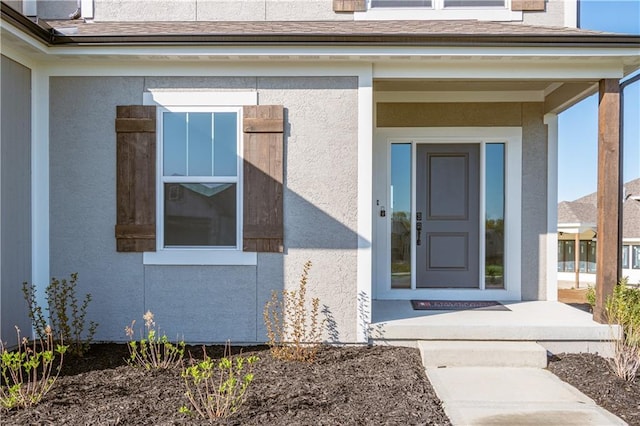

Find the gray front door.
xmin=416 ymin=144 xmax=480 ymax=288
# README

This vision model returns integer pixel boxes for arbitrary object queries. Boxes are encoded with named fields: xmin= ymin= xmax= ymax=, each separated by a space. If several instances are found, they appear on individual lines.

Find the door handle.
xmin=416 ymin=220 xmax=422 ymax=246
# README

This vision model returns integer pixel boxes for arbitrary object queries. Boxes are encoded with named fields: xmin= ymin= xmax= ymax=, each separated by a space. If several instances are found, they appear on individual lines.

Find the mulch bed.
xmin=4 ymin=344 xmax=451 ymax=425
xmin=548 ymin=353 xmax=640 ymax=425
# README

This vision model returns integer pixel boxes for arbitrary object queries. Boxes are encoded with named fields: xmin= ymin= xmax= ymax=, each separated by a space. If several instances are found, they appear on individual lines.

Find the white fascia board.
xmin=1 ymin=20 xmax=49 ymax=56
xmin=45 ymin=44 xmax=640 ymax=60
xmin=376 ymin=90 xmax=545 ymax=103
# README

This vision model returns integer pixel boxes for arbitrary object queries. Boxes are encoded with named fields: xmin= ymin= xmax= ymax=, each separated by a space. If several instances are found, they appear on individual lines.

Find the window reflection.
xmin=391 ymin=144 xmax=412 ymax=289
xmin=485 ymin=144 xmax=505 ymax=289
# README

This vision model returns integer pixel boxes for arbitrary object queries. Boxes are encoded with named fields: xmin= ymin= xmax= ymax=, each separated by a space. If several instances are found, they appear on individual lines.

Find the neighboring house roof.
xmin=557 ymin=201 xmax=597 ymax=224
xmin=558 ymin=178 xmax=640 ymax=239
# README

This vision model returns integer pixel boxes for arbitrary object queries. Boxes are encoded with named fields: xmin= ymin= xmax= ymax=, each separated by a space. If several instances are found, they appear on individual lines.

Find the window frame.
xmin=142 ymin=91 xmax=258 ymax=266
xmin=633 ymin=245 xmax=640 ymax=270
xmin=356 ymin=0 xmax=521 ymax=21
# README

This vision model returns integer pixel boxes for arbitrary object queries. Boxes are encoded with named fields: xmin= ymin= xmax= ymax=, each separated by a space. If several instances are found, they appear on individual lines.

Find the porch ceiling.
xmin=373 ymin=79 xmax=598 ymax=114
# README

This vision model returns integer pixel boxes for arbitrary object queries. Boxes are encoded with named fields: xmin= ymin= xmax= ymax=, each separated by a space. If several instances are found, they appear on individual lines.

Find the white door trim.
xmin=373 ymin=127 xmax=522 ymax=301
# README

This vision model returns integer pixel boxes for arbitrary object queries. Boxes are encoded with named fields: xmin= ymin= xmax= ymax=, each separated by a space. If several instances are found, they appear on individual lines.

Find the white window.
xmin=370 ymin=0 xmax=505 ymax=7
xmin=142 ymin=91 xmax=258 ymax=266
xmin=159 ymin=108 xmax=241 ymax=249
xmin=358 ymin=0 xmax=518 ymax=20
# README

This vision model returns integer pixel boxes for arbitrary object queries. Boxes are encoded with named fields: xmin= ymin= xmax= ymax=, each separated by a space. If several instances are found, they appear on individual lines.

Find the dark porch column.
xmin=594 ymin=79 xmax=621 ymax=323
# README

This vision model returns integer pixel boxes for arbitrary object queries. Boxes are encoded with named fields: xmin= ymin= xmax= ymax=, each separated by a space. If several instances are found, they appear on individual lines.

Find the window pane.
xmin=444 ymin=0 xmax=505 ymax=6
xmin=371 ymin=0 xmax=432 ymax=7
xmin=188 ymin=113 xmax=213 ymax=176
xmin=485 ymin=143 xmax=504 ymax=289
xmin=213 ymin=112 xmax=238 ymax=177
xmin=163 ymin=112 xmax=187 ymax=177
xmin=391 ymin=144 xmax=412 ymax=289
xmin=164 ymin=183 xmax=237 ymax=247
xmin=633 ymin=245 xmax=640 ymax=270
xmin=622 ymin=245 xmax=629 ymax=269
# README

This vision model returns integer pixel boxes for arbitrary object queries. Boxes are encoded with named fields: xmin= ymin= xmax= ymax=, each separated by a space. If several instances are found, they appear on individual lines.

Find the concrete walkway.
xmin=426 ymin=367 xmax=627 ymax=425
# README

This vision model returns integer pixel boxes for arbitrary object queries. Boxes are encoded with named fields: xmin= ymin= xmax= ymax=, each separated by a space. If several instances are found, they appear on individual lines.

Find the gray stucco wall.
xmin=377 ymin=101 xmax=549 ymax=300
xmin=49 ymin=75 xmax=359 ymax=343
xmin=1 ymin=55 xmax=32 ymax=343
xmin=521 ymin=103 xmax=548 ymax=301
xmin=93 ymin=0 xmax=348 ymax=21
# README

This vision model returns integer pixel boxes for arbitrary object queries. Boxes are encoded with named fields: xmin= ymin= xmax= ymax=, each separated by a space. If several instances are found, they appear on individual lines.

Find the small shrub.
xmin=22 ymin=273 xmax=98 ymax=357
xmin=263 ymin=260 xmax=325 ymax=362
xmin=605 ymin=278 xmax=640 ymax=381
xmin=125 ymin=311 xmax=185 ymax=370
xmin=181 ymin=344 xmax=258 ymax=420
xmin=586 ymin=285 xmax=596 ymax=308
xmin=0 ymin=326 xmax=67 ymax=411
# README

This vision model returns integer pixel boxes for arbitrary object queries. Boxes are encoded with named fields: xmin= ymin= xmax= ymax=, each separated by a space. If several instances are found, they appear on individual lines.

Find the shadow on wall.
xmin=140 ymin=110 xmax=369 ymax=344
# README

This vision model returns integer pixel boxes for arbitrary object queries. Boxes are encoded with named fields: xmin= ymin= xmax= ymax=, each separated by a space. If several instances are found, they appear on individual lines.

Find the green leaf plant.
xmin=1 ymin=326 xmax=67 ymax=410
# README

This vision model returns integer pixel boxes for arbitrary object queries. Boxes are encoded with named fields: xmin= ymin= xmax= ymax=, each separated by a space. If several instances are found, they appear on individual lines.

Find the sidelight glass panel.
xmin=622 ymin=245 xmax=629 ymax=269
xmin=485 ymin=143 xmax=505 ymax=289
xmin=390 ymin=144 xmax=412 ymax=289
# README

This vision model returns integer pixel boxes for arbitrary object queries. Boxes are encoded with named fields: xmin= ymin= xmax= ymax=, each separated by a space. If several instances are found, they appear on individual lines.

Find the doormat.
xmin=410 ymin=300 xmax=510 ymax=311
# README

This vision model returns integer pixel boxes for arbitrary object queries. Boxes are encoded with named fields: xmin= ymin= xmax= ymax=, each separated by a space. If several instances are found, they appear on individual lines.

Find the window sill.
xmin=143 ymin=249 xmax=257 ymax=266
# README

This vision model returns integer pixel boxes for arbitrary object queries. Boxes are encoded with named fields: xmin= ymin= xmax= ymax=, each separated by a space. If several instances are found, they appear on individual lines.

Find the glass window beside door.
xmin=390 ymin=144 xmax=412 ymax=289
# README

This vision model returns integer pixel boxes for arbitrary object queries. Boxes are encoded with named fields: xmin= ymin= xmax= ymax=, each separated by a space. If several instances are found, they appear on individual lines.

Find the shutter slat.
xmin=511 ymin=0 xmax=545 ymax=11
xmin=115 ymin=118 xmax=155 ymax=133
xmin=243 ymin=105 xmax=284 ymax=253
xmin=333 ymin=0 xmax=366 ymax=12
xmin=243 ymin=117 xmax=285 ymax=133
xmin=116 ymin=105 xmax=156 ymax=252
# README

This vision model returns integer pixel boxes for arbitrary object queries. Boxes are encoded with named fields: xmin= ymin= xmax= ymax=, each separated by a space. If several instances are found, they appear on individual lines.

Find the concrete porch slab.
xmin=370 ymin=300 xmax=620 ymax=354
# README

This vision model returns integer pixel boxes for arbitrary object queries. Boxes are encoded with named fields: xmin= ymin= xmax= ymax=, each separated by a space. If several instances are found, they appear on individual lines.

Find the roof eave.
xmin=51 ymin=33 xmax=640 ymax=48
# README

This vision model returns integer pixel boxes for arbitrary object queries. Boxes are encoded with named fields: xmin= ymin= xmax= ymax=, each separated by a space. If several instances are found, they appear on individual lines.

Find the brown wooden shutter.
xmin=115 ymin=105 xmax=156 ymax=252
xmin=243 ymin=105 xmax=284 ymax=253
xmin=511 ymin=0 xmax=545 ymax=11
xmin=333 ymin=0 xmax=366 ymax=12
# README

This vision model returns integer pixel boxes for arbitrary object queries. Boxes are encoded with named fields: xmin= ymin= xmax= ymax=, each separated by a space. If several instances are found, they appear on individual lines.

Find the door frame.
xmin=373 ymin=127 xmax=522 ymax=301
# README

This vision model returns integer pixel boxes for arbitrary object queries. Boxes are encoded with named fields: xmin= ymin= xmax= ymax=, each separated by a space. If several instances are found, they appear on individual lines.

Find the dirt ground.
xmin=3 ymin=344 xmax=451 ymax=425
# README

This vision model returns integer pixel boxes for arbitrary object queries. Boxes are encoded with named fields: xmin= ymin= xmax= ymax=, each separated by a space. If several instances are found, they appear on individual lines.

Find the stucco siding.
xmin=521 ymin=102 xmax=549 ymax=300
xmin=259 ymin=77 xmax=359 ymax=342
xmin=49 ymin=75 xmax=359 ymax=343
xmin=36 ymin=0 xmax=76 ymax=19
xmin=521 ymin=0 xmax=565 ymax=27
xmin=0 ymin=55 xmax=32 ymax=343
xmin=93 ymin=0 xmax=345 ymax=21
xmin=50 ymin=76 xmax=146 ymax=342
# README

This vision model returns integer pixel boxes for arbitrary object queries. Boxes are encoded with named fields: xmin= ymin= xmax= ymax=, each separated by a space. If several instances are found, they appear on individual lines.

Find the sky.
xmin=557 ymin=0 xmax=640 ymax=202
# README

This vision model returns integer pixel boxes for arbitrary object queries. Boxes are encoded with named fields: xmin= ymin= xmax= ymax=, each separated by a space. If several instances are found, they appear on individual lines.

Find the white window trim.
xmin=356 ymin=0 xmax=522 ymax=21
xmin=143 ymin=91 xmax=258 ymax=266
